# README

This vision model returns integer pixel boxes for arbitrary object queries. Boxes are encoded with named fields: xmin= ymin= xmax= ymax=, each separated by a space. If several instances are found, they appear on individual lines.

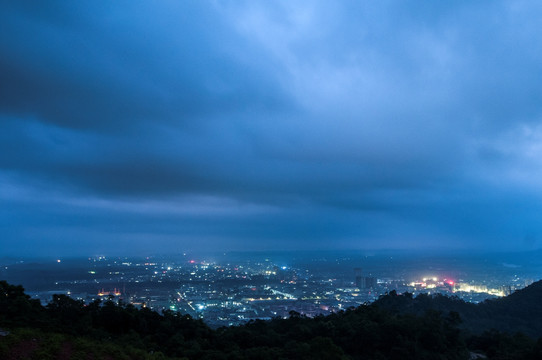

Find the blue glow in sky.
xmin=1 ymin=1 xmax=542 ymax=256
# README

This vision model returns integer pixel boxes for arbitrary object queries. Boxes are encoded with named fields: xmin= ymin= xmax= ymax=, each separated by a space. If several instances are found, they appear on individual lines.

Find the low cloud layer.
xmin=2 ymin=1 xmax=542 ymax=256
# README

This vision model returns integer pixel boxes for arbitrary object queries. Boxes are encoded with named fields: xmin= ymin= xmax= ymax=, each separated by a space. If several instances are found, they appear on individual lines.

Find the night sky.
xmin=2 ymin=1 xmax=542 ymax=257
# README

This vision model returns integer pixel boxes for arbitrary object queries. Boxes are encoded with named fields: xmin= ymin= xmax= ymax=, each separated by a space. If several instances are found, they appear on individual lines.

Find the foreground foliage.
xmin=2 ymin=280 xmax=542 ymax=359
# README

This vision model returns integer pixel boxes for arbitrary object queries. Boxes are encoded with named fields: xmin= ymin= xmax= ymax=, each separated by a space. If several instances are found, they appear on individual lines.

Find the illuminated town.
xmin=1 ymin=253 xmax=536 ymax=328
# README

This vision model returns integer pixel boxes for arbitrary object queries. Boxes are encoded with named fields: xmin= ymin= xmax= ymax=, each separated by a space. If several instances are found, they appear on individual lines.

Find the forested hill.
xmin=373 ymin=280 xmax=542 ymax=337
xmin=2 ymin=280 xmax=542 ymax=359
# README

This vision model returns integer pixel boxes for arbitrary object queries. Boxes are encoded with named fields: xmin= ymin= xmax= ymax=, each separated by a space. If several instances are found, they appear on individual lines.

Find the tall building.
xmin=364 ymin=277 xmax=377 ymax=289
xmin=354 ymin=268 xmax=362 ymax=288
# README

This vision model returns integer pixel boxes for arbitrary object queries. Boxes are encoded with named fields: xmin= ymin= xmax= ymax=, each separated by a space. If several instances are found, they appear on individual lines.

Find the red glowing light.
xmin=448 ymin=281 xmax=454 ymax=285
xmin=189 ymin=260 xmax=196 ymax=264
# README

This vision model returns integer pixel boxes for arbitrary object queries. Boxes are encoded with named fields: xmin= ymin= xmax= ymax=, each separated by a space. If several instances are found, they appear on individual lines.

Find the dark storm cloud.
xmin=0 ymin=1 xmax=291 ymax=131
xmin=2 ymin=0 xmax=542 ymax=256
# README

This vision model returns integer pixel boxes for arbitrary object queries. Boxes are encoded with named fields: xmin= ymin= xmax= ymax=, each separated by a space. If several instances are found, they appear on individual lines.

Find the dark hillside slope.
xmin=479 ymin=280 xmax=542 ymax=336
xmin=374 ymin=280 xmax=542 ymax=337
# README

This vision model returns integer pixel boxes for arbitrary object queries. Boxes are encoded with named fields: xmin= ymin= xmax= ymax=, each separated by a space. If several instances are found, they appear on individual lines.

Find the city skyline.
xmin=2 ymin=1 xmax=542 ymax=257
xmin=2 ymin=251 xmax=536 ymax=327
